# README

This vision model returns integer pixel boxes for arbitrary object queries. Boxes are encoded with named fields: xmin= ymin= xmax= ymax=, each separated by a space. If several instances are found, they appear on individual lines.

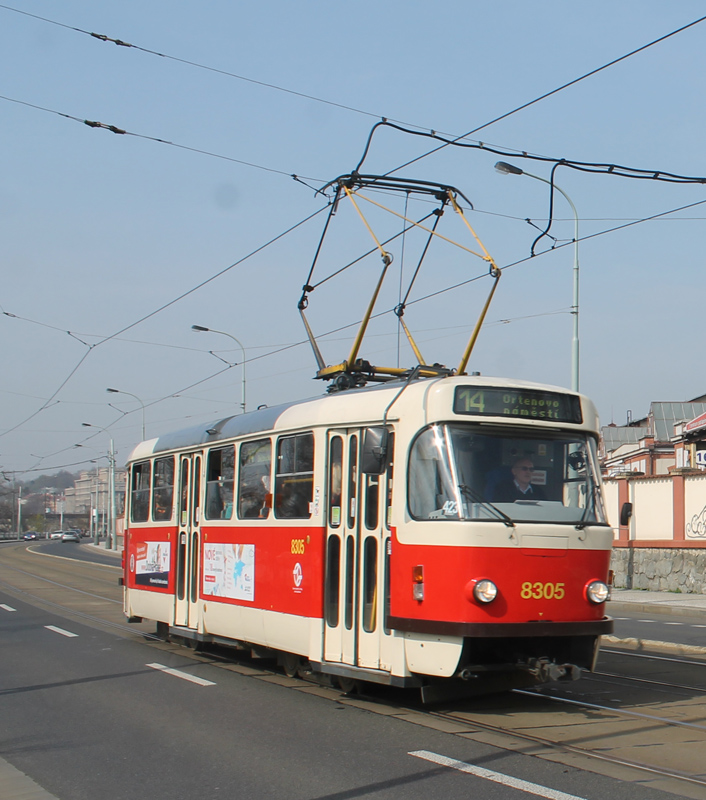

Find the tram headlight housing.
xmin=585 ymin=580 xmax=610 ymax=604
xmin=468 ymin=578 xmax=498 ymax=604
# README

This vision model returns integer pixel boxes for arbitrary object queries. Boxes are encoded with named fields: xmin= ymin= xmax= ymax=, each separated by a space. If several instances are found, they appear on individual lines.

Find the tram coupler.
xmin=527 ymin=658 xmax=581 ymax=683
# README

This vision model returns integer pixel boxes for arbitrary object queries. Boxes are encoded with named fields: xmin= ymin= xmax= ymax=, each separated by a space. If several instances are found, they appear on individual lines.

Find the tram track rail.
xmin=3 ymin=543 xmax=706 ymax=799
xmin=424 ymin=698 xmax=706 ymax=794
xmin=588 ymin=668 xmax=706 ymax=697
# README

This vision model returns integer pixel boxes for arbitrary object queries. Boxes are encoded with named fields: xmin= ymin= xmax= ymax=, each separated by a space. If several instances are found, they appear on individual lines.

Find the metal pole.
xmin=495 ymin=162 xmax=580 ymax=392
xmin=109 ymin=439 xmax=117 ymax=550
xmin=106 ymin=388 xmax=146 ymax=440
xmin=92 ymin=475 xmax=98 ymax=545
xmin=191 ymin=326 xmax=247 ymax=412
xmin=16 ymin=486 xmax=22 ymax=540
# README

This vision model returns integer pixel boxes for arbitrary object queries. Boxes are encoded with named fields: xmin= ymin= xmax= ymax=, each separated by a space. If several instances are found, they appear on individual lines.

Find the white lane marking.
xmin=147 ymin=663 xmax=215 ymax=686
xmin=0 ymin=604 xmax=16 ymax=612
xmin=410 ymin=750 xmax=587 ymax=800
xmin=636 ymin=619 xmax=655 ymax=623
xmin=664 ymin=622 xmax=684 ymax=626
xmin=44 ymin=625 xmax=78 ymax=638
xmin=693 ymin=625 xmax=706 ymax=628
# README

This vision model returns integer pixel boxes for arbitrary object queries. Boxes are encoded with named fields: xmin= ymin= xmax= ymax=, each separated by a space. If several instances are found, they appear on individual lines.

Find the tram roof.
xmin=127 ymin=374 xmax=596 ymax=462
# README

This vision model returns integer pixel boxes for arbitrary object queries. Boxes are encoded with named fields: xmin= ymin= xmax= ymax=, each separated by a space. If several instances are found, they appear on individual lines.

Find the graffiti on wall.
xmin=686 ymin=505 xmax=706 ymax=538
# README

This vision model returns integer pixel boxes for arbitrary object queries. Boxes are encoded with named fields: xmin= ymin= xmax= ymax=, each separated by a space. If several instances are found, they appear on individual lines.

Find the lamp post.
xmin=16 ymin=485 xmax=22 ymax=541
xmin=106 ymin=388 xmax=146 ymax=441
xmin=191 ymin=325 xmax=247 ymax=413
xmin=82 ymin=423 xmax=117 ymax=551
xmin=495 ymin=161 xmax=580 ymax=393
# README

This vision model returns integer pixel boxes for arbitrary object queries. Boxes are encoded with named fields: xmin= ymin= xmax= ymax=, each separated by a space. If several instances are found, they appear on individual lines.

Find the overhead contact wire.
xmin=381 ymin=13 xmax=706 ymax=176
xmin=0 ymin=206 xmax=328 ymax=439
xmin=0 ymin=3 xmax=432 ymax=133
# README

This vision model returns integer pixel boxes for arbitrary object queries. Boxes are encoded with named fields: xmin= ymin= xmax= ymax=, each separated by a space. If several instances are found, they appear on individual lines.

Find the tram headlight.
xmin=585 ymin=580 xmax=610 ymax=604
xmin=467 ymin=578 xmax=498 ymax=604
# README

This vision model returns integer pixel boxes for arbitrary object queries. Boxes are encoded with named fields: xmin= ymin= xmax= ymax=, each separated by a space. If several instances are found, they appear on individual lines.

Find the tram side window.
xmin=205 ymin=446 xmax=235 ymax=520
xmin=239 ymin=439 xmax=272 ymax=519
xmin=408 ymin=427 xmax=456 ymax=520
xmin=275 ymin=433 xmax=314 ymax=519
xmin=365 ymin=474 xmax=379 ymax=530
xmin=130 ymin=462 xmax=151 ymax=523
xmin=328 ymin=436 xmax=343 ymax=527
xmin=348 ymin=435 xmax=358 ymax=528
xmin=385 ymin=433 xmax=395 ymax=529
xmin=152 ymin=456 xmax=175 ymax=521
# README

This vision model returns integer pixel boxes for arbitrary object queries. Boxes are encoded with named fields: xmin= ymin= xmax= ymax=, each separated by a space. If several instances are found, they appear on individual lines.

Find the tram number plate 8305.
xmin=520 ymin=582 xmax=565 ymax=600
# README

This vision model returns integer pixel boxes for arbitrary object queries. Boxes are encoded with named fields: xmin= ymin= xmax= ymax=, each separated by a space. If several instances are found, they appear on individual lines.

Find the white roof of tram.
xmin=127 ymin=374 xmax=599 ymax=463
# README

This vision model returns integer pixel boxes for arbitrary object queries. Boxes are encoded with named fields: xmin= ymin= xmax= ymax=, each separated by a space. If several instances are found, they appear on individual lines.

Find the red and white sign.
xmin=686 ymin=411 xmax=706 ymax=433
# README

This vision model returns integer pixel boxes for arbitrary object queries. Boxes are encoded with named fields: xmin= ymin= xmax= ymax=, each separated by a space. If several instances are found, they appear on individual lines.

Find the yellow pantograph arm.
xmin=342 ymin=185 xmax=390 ymax=259
xmin=457 ymin=266 xmax=502 ymax=375
xmin=398 ymin=315 xmax=426 ymax=366
xmin=446 ymin=191 xmax=499 ymax=272
xmin=349 ymin=189 xmax=492 ymax=263
xmin=342 ymin=185 xmax=393 ymax=366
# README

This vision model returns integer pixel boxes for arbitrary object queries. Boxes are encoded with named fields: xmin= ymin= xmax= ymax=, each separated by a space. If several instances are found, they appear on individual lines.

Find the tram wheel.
xmin=281 ymin=652 xmax=302 ymax=678
xmin=337 ymin=676 xmax=359 ymax=695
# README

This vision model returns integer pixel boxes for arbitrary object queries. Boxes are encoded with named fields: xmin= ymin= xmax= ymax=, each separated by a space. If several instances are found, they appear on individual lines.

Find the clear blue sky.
xmin=3 ymin=1 xmax=706 ymax=476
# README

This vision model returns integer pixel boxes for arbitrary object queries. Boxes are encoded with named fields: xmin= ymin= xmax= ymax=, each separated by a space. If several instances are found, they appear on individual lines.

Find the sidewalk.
xmin=82 ymin=541 xmax=122 ymax=557
xmin=609 ymin=587 xmax=706 ymax=616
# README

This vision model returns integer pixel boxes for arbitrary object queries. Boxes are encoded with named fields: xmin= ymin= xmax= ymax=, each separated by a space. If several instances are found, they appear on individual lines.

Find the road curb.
xmin=602 ymin=634 xmax=706 ymax=658
xmin=0 ymin=756 xmax=59 ymax=800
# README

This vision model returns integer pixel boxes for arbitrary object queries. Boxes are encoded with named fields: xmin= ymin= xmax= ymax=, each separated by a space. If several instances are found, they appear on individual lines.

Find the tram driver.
xmin=488 ymin=456 xmax=546 ymax=503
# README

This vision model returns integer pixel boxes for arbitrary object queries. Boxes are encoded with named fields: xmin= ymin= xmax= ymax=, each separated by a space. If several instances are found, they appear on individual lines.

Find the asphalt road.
xmin=612 ymin=612 xmax=706 ymax=649
xmin=0 ymin=543 xmax=688 ymax=800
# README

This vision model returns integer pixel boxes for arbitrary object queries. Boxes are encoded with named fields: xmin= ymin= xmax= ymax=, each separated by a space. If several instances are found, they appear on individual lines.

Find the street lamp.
xmin=82 ymin=423 xmax=117 ymax=551
xmin=495 ymin=161 xmax=580 ymax=392
xmin=192 ymin=325 xmax=247 ymax=413
xmin=106 ymin=388 xmax=146 ymax=441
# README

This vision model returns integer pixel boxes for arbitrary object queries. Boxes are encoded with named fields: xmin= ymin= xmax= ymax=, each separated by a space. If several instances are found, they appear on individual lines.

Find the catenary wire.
xmin=379 ymin=13 xmax=706 ymax=177
xmin=17 ymin=192 xmax=703 ymax=472
xmin=0 ymin=3 xmax=436 ymax=133
xmin=5 ymin=189 xmax=704 ymax=458
xmin=0 ymin=205 xmax=328 ymax=441
xmin=5 ymin=7 xmax=706 ymax=192
xmin=0 ymin=93 xmax=320 ymax=182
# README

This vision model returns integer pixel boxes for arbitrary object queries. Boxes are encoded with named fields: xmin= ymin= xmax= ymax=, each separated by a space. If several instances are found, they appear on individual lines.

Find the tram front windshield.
xmin=408 ymin=424 xmax=607 ymax=525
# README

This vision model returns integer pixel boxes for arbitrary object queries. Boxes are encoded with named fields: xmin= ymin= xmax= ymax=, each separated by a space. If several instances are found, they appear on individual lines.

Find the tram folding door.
xmin=174 ymin=453 xmax=203 ymax=629
xmin=324 ymin=431 xmax=389 ymax=672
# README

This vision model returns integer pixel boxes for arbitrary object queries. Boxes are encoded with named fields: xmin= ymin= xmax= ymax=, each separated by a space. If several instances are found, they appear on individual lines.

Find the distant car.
xmin=50 ymin=531 xmax=64 ymax=540
xmin=61 ymin=531 xmax=81 ymax=543
xmin=23 ymin=532 xmax=38 ymax=540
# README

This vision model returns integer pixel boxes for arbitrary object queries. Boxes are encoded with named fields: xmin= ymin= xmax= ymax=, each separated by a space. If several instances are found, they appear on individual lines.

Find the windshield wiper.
xmin=575 ymin=481 xmax=596 ymax=530
xmin=458 ymin=484 xmax=515 ymax=528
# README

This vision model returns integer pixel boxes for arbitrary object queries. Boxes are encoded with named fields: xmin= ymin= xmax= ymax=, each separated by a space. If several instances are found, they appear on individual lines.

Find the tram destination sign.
xmin=453 ymin=386 xmax=582 ymax=423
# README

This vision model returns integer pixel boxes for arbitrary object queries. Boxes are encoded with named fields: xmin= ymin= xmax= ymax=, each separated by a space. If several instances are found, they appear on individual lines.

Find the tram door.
xmin=324 ymin=430 xmax=390 ymax=671
xmin=174 ymin=453 xmax=203 ymax=629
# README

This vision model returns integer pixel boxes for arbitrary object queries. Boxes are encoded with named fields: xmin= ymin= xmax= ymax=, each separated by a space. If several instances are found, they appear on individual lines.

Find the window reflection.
xmin=408 ymin=424 xmax=606 ymax=524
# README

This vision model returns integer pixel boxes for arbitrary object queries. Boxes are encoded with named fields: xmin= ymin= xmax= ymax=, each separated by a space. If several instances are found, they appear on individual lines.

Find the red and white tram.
xmin=122 ymin=375 xmax=613 ymax=700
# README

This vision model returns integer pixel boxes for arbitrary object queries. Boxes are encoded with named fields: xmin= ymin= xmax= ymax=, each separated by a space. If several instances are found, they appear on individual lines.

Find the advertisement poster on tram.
xmin=203 ymin=543 xmax=255 ymax=601
xmin=134 ymin=542 xmax=171 ymax=587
